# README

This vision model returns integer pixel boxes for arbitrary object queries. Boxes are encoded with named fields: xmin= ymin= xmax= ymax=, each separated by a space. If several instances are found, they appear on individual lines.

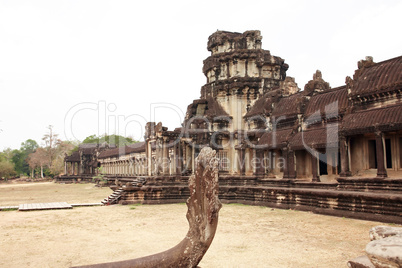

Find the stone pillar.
xmin=72 ymin=162 xmax=76 ymax=175
xmin=311 ymin=151 xmax=320 ymax=182
xmin=127 ymin=160 xmax=130 ymax=175
xmin=281 ymin=148 xmax=289 ymax=179
xmin=238 ymin=148 xmax=246 ymax=176
xmin=162 ymin=139 xmax=169 ymax=175
xmin=65 ymin=162 xmax=68 ymax=175
xmin=339 ymin=136 xmax=351 ymax=176
xmin=147 ymin=141 xmax=153 ymax=176
xmin=375 ymin=131 xmax=387 ymax=178
xmin=255 ymin=149 xmax=265 ymax=176
xmin=191 ymin=144 xmax=195 ymax=174
xmin=287 ymin=149 xmax=296 ymax=179
xmin=178 ymin=142 xmax=184 ymax=175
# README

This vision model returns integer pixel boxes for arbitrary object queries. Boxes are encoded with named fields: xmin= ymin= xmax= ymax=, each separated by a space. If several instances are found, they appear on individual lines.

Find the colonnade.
xmin=64 ymin=161 xmax=81 ymax=175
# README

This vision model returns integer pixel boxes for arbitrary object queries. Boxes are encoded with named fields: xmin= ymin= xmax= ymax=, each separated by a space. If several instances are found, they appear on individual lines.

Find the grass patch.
xmin=129 ymin=204 xmax=142 ymax=210
xmin=1 ymin=208 xmax=18 ymax=211
xmin=226 ymin=203 xmax=249 ymax=207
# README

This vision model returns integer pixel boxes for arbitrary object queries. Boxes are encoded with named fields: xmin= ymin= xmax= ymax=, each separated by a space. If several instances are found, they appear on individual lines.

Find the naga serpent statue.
xmin=74 ymin=147 xmax=222 ymax=268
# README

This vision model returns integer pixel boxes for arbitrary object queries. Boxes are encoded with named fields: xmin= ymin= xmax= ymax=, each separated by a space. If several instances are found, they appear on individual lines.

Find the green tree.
xmin=10 ymin=139 xmax=39 ymax=176
xmin=0 ymin=148 xmax=13 ymax=162
xmin=49 ymin=140 xmax=75 ymax=176
xmin=82 ymin=134 xmax=137 ymax=147
xmin=11 ymin=149 xmax=25 ymax=175
xmin=0 ymin=161 xmax=17 ymax=179
xmin=21 ymin=139 xmax=38 ymax=155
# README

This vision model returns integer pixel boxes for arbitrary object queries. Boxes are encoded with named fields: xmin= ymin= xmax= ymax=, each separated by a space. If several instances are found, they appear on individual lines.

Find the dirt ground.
xmin=0 ymin=182 xmax=111 ymax=205
xmin=0 ymin=182 xmax=399 ymax=268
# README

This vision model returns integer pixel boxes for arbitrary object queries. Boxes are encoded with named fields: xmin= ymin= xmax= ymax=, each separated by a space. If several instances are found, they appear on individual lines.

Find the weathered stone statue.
xmin=74 ymin=147 xmax=221 ymax=268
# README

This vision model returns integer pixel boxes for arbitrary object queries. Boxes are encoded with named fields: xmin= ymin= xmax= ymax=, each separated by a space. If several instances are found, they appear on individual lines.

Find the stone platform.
xmin=110 ymin=175 xmax=402 ymax=224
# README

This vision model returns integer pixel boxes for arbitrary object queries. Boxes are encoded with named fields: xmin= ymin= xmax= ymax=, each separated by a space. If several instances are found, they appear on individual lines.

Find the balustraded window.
xmin=217 ymin=150 xmax=229 ymax=171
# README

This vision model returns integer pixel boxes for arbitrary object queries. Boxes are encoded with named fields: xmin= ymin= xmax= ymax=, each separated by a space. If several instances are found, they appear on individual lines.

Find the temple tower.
xmin=200 ymin=30 xmax=289 ymax=131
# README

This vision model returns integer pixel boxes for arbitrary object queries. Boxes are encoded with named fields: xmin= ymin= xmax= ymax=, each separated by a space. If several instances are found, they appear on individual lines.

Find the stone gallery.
xmin=61 ymin=30 xmax=402 ymax=224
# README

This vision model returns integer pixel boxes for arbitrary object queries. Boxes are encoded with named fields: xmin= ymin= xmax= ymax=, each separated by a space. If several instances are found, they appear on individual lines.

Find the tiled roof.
xmin=350 ymin=56 xmax=402 ymax=97
xmin=79 ymin=143 xmax=98 ymax=154
xmin=341 ymin=104 xmax=402 ymax=135
xmin=271 ymin=92 xmax=305 ymax=118
xmin=98 ymin=142 xmax=146 ymax=159
xmin=186 ymin=96 xmax=229 ymax=121
xmin=258 ymin=128 xmax=294 ymax=149
xmin=204 ymin=96 xmax=229 ymax=119
xmin=305 ymin=86 xmax=348 ymax=117
xmin=65 ymin=151 xmax=80 ymax=162
xmin=244 ymin=90 xmax=281 ymax=118
xmin=289 ymin=124 xmax=340 ymax=150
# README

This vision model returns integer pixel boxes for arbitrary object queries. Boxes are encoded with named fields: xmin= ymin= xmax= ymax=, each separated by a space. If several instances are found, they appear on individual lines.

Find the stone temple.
xmin=61 ymin=30 xmax=402 ymax=224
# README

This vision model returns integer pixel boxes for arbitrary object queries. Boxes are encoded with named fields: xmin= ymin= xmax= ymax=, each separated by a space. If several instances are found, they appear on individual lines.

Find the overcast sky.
xmin=0 ymin=0 xmax=401 ymax=150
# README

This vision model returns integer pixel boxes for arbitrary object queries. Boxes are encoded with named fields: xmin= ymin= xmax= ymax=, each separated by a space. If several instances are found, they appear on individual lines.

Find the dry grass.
xmin=0 ymin=182 xmax=399 ymax=268
xmin=0 ymin=182 xmax=111 ymax=205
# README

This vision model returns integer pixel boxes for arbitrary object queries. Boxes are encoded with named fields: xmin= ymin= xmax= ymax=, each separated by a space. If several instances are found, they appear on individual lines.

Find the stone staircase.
xmin=101 ymin=188 xmax=123 ymax=205
xmin=101 ymin=177 xmax=147 ymax=205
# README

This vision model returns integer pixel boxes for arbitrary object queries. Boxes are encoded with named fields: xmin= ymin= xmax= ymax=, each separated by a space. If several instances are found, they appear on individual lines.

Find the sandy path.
xmin=0 ymin=203 xmax=395 ymax=268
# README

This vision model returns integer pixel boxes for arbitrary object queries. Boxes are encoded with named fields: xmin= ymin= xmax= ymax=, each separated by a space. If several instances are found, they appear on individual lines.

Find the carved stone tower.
xmin=200 ymin=30 xmax=289 ymax=131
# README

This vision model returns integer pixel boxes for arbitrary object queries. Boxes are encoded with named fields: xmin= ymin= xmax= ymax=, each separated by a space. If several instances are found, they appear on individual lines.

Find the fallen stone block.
xmin=369 ymin=225 xmax=402 ymax=241
xmin=347 ymin=255 xmax=375 ymax=268
xmin=366 ymin=234 xmax=402 ymax=268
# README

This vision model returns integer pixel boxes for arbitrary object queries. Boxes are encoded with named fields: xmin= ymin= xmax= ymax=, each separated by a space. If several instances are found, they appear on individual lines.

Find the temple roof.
xmin=349 ymin=55 xmax=402 ymax=98
xmin=65 ymin=151 xmax=80 ymax=162
xmin=271 ymin=92 xmax=305 ymax=118
xmin=258 ymin=128 xmax=294 ymax=149
xmin=341 ymin=104 xmax=402 ymax=135
xmin=185 ymin=96 xmax=229 ymax=121
xmin=98 ymin=142 xmax=146 ymax=159
xmin=244 ymin=89 xmax=281 ymax=119
xmin=289 ymin=124 xmax=339 ymax=150
xmin=304 ymin=86 xmax=348 ymax=117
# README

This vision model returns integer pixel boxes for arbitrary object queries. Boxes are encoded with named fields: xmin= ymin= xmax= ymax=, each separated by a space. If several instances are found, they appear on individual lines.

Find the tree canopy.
xmin=82 ymin=134 xmax=137 ymax=147
xmin=0 ymin=161 xmax=16 ymax=179
xmin=0 ymin=130 xmax=137 ymax=179
xmin=10 ymin=139 xmax=39 ymax=175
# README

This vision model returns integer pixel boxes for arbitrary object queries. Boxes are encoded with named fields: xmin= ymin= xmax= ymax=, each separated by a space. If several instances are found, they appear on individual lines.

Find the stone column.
xmin=255 ymin=149 xmax=265 ymax=176
xmin=72 ymin=162 xmax=76 ymax=175
xmin=339 ymin=136 xmax=351 ymax=176
xmin=375 ymin=131 xmax=387 ymax=178
xmin=162 ymin=139 xmax=169 ymax=175
xmin=147 ymin=140 xmax=152 ymax=176
xmin=191 ymin=144 xmax=195 ymax=174
xmin=238 ymin=148 xmax=246 ymax=176
xmin=281 ymin=148 xmax=289 ymax=179
xmin=311 ymin=151 xmax=320 ymax=182
xmin=64 ymin=162 xmax=68 ymax=175
xmin=287 ymin=149 xmax=296 ymax=179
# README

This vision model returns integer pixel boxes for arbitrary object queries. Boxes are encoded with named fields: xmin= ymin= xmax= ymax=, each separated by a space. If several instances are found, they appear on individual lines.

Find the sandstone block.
xmin=347 ymin=255 xmax=375 ymax=268
xmin=366 ymin=233 xmax=402 ymax=268
xmin=369 ymin=226 xmax=402 ymax=241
